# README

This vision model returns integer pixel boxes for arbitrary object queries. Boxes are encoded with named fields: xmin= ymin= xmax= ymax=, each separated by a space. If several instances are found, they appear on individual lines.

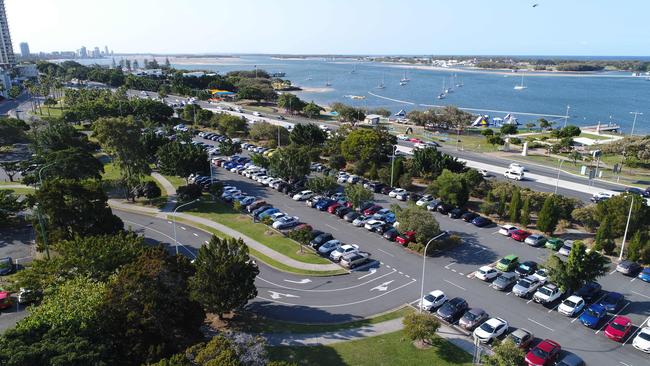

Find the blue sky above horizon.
xmin=6 ymin=0 xmax=650 ymax=56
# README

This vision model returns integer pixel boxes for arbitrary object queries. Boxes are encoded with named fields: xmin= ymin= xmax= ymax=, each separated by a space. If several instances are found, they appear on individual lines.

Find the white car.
xmin=476 ymin=266 xmax=499 ymax=281
xmin=504 ymin=169 xmax=524 ymax=181
xmin=364 ymin=219 xmax=385 ymax=231
xmin=632 ymin=327 xmax=650 ymax=353
xmin=416 ymin=195 xmax=434 ymax=207
xmin=473 ymin=317 xmax=509 ymax=344
xmin=329 ymin=244 xmax=360 ymax=262
xmin=478 ymin=169 xmax=490 ymax=177
xmin=337 ymin=175 xmax=350 ymax=184
xmin=347 ymin=175 xmax=360 ymax=184
xmin=498 ymin=225 xmax=518 ymax=236
xmin=533 ymin=283 xmax=564 ymax=304
xmin=388 ymin=188 xmax=406 ymax=198
xmin=557 ymin=295 xmax=585 ymax=317
xmin=293 ymin=190 xmax=314 ymax=201
xmin=420 ymin=290 xmax=447 ymax=311
xmin=252 ymin=111 xmax=262 ymax=117
xmin=532 ymin=268 xmax=548 ymax=284
xmin=272 ymin=216 xmax=299 ymax=230
xmin=267 ymin=178 xmax=282 ymax=187
xmin=352 ymin=215 xmax=371 ymax=227
xmin=397 ymin=134 xmax=409 ymax=141
xmin=269 ymin=212 xmax=287 ymax=222
xmin=591 ymin=192 xmax=613 ymax=203
xmin=558 ymin=241 xmax=574 ymax=256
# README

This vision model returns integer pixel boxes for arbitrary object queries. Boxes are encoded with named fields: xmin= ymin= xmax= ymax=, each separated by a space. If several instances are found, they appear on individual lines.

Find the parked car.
xmin=533 ymin=283 xmax=564 ymax=305
xmin=436 ymin=297 xmax=468 ymax=323
xmin=315 ymin=199 xmax=335 ymax=211
xmin=532 ymin=269 xmax=548 ymax=284
xmin=420 ymin=290 xmax=447 ymax=311
xmin=364 ymin=220 xmax=385 ymax=231
xmin=373 ymin=222 xmax=393 ymax=234
xmin=343 ymin=211 xmax=360 ymax=222
xmin=525 ymin=339 xmax=561 ymax=366
xmin=352 ymin=215 xmax=372 ymax=227
xmin=555 ymin=354 xmax=585 ymax=366
xmin=604 ymin=315 xmax=633 ymax=342
xmin=318 ymin=240 xmax=342 ymax=255
xmin=272 ymin=216 xmax=300 ymax=230
xmin=616 ymin=260 xmax=642 ymax=276
xmin=340 ymin=252 xmax=370 ymax=269
xmin=514 ymin=261 xmax=538 ymax=277
xmin=472 ymin=216 xmax=492 ymax=227
xmin=310 ymin=233 xmax=333 ymax=249
xmin=436 ymin=203 xmax=453 ymax=215
xmin=579 ymin=303 xmax=608 ymax=329
xmin=396 ymin=231 xmax=416 ymax=246
xmin=575 ymin=282 xmax=602 ymax=302
xmin=496 ymin=254 xmax=519 ymax=272
xmin=498 ymin=225 xmax=518 ymax=236
xmin=388 ymin=188 xmax=406 ymax=198
xmin=17 ymin=288 xmax=37 ymax=304
xmin=473 ymin=317 xmax=508 ymax=344
xmin=558 ymin=241 xmax=574 ymax=256
xmin=525 ymin=234 xmax=547 ymax=247
xmin=558 ymin=295 xmax=586 ymax=317
xmin=0 ymin=291 xmax=12 ymax=310
xmin=459 ymin=308 xmax=489 ymax=331
xmin=292 ymin=190 xmax=314 ymax=201
xmin=511 ymin=229 xmax=531 ymax=242
xmin=426 ymin=199 xmax=442 ymax=212
xmin=448 ymin=208 xmax=466 ymax=219
xmin=639 ymin=267 xmax=650 ymax=282
xmin=508 ymin=328 xmax=534 ymax=349
xmin=513 ymin=276 xmax=542 ymax=298
xmin=461 ymin=212 xmax=479 ymax=222
xmin=599 ymin=292 xmax=625 ymax=312
xmin=0 ymin=257 xmax=15 ymax=276
xmin=416 ymin=195 xmax=434 ymax=207
xmin=383 ymin=228 xmax=400 ymax=241
xmin=329 ymin=244 xmax=360 ymax=262
xmin=632 ymin=327 xmax=650 ymax=353
xmin=492 ymin=272 xmax=517 ymax=291
xmin=476 ymin=266 xmax=499 ymax=281
xmin=252 ymin=205 xmax=273 ymax=218
xmin=363 ymin=205 xmax=383 ymax=216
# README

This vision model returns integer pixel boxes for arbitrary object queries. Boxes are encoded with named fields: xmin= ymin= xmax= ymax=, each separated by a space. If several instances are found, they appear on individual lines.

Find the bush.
xmin=510 ymin=137 xmax=522 ymax=145
xmin=402 ymin=311 xmax=440 ymax=345
xmin=260 ymin=216 xmax=273 ymax=226
xmin=177 ymin=184 xmax=202 ymax=202
xmin=407 ymin=235 xmax=461 ymax=255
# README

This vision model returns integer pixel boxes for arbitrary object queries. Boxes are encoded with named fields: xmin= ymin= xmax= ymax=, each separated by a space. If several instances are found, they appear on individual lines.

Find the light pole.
xmin=419 ymin=231 xmax=449 ymax=313
xmin=554 ymin=159 xmax=565 ymax=194
xmin=630 ymin=112 xmax=643 ymax=136
xmin=35 ymin=162 xmax=56 ymax=260
xmin=172 ymin=199 xmax=200 ymax=256
xmin=619 ymin=196 xmax=635 ymax=261
xmin=390 ymin=145 xmax=398 ymax=188
xmin=563 ymin=105 xmax=570 ymax=128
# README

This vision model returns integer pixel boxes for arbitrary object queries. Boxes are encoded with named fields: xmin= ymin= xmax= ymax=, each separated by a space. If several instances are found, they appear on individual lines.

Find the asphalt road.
xmin=0 ymin=226 xmax=35 ymax=332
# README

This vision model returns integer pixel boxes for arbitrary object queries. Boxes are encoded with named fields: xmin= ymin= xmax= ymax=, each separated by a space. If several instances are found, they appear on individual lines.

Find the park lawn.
xmin=162 ymin=174 xmax=186 ymax=189
xmin=185 ymin=200 xmax=332 ymax=265
xmin=232 ymin=307 xmax=412 ymax=334
xmin=0 ymin=187 xmax=35 ymax=195
xmin=268 ymin=330 xmax=472 ymax=366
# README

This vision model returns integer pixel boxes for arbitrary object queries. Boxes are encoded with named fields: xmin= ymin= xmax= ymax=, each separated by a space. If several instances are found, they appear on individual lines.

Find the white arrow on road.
xmin=357 ymin=268 xmax=377 ymax=280
xmin=268 ymin=291 xmax=300 ymax=300
xmin=283 ymin=278 xmax=312 ymax=284
xmin=370 ymin=280 xmax=394 ymax=292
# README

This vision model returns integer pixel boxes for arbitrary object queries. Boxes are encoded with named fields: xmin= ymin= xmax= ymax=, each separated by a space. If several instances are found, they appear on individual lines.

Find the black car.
xmin=461 ymin=212 xmax=479 ymax=222
xmin=514 ymin=261 xmax=538 ymax=277
xmin=426 ymin=199 xmax=442 ymax=212
xmin=575 ymin=282 xmax=602 ymax=302
xmin=472 ymin=216 xmax=492 ymax=227
xmin=368 ymin=182 xmax=385 ymax=193
xmin=409 ymin=193 xmax=423 ymax=203
xmin=356 ymin=201 xmax=375 ymax=213
xmin=492 ymin=272 xmax=517 ymax=291
xmin=380 ymin=186 xmax=393 ymax=195
xmin=374 ymin=222 xmax=393 ymax=234
xmin=309 ymin=233 xmax=333 ymax=249
xmin=436 ymin=297 xmax=469 ymax=323
xmin=383 ymin=228 xmax=400 ymax=241
xmin=449 ymin=208 xmax=466 ymax=219
xmin=252 ymin=205 xmax=273 ymax=218
xmin=310 ymin=230 xmax=325 ymax=239
xmin=336 ymin=207 xmax=353 ymax=218
xmin=276 ymin=182 xmax=289 ymax=192
xmin=343 ymin=211 xmax=360 ymax=222
xmin=436 ymin=203 xmax=453 ymax=215
xmin=0 ymin=257 xmax=15 ymax=276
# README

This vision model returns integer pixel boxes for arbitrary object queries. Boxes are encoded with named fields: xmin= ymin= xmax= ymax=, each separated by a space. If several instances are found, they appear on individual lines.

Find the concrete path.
xmin=263 ymin=316 xmax=477 ymax=355
xmin=0 ymin=184 xmax=32 ymax=189
xmin=150 ymin=172 xmax=177 ymax=212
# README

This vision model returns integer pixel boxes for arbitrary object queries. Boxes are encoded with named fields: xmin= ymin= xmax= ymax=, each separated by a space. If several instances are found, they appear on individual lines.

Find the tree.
xmin=571 ymin=205 xmax=598 ymax=232
xmin=344 ymin=184 xmax=374 ymax=209
xmin=250 ymin=153 xmax=270 ymax=169
xmin=340 ymin=128 xmax=396 ymax=165
xmin=305 ymin=176 xmax=338 ymax=194
xmin=412 ymin=147 xmax=465 ymax=180
xmin=428 ymin=170 xmax=469 ymax=207
xmin=8 ymin=85 xmax=22 ymax=99
xmin=268 ymin=145 xmax=311 ymax=183
xmin=289 ymin=123 xmax=327 ymax=146
xmin=237 ymin=86 xmax=265 ymax=102
xmin=0 ymin=117 xmax=29 ymax=146
xmin=177 ymin=184 xmax=203 ymax=202
xmin=189 ymin=236 xmax=258 ymax=319
xmin=402 ymin=311 xmax=440 ymax=345
xmin=93 ymin=117 xmax=151 ymax=200
xmin=215 ymin=114 xmax=249 ymax=137
xmin=0 ymin=189 xmax=26 ymax=227
xmin=395 ymin=205 xmax=440 ymax=245
xmin=520 ymin=197 xmax=531 ymax=227
xmin=156 ymin=142 xmax=209 ymax=179
xmin=545 ymin=241 xmax=609 ymax=292
xmin=302 ymin=101 xmax=324 ymax=118
xmin=497 ymin=191 xmax=507 ymax=218
xmin=627 ymin=230 xmax=650 ymax=263
xmin=287 ymin=227 xmax=312 ymax=254
xmin=328 ymin=154 xmax=346 ymax=170
xmin=42 ymin=147 xmax=104 ymax=181
xmin=101 ymin=247 xmax=205 ymax=366
xmin=35 ymin=179 xmax=124 ymax=244
xmin=483 ymin=340 xmax=526 ymax=366
xmin=539 ymin=118 xmax=551 ymax=129
xmin=31 ymin=121 xmax=94 ymax=154
xmin=249 ymin=121 xmax=289 ymax=146
xmin=155 ymin=333 xmax=270 ymax=366
xmin=277 ymin=93 xmax=306 ymax=113
xmin=0 ymin=161 xmax=20 ymax=182
xmin=509 ymin=188 xmax=522 ymax=223
xmin=43 ymin=97 xmax=57 ymax=116
xmin=487 ymin=134 xmax=505 ymax=146
xmin=219 ymin=139 xmax=243 ymax=156
xmin=134 ymin=181 xmax=162 ymax=201
xmin=593 ymin=215 xmax=614 ymax=253
xmin=500 ymin=124 xmax=518 ymax=135
xmin=536 ymin=195 xmax=560 ymax=234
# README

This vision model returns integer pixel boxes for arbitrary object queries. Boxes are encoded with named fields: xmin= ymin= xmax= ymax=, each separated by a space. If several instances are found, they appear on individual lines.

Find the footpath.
xmin=108 ymin=174 xmax=341 ymax=272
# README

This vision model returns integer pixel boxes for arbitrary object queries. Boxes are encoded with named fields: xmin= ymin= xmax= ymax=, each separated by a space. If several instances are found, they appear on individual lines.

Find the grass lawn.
xmin=162 ymin=174 xmax=186 ymax=189
xmin=0 ymin=187 xmax=35 ymax=195
xmin=268 ymin=330 xmax=472 ymax=366
xmin=185 ymin=200 xmax=332 ymax=265
xmin=232 ymin=307 xmax=412 ymax=334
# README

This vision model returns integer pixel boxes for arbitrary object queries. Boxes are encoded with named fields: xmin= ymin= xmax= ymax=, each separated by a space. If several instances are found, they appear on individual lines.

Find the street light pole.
xmin=172 ymin=199 xmax=200 ymax=256
xmin=35 ymin=162 xmax=56 ymax=260
xmin=619 ymin=196 xmax=635 ymax=261
xmin=390 ymin=145 xmax=398 ymax=188
xmin=630 ymin=112 xmax=643 ymax=136
xmin=419 ymin=231 xmax=449 ymax=313
xmin=563 ymin=105 xmax=570 ymax=128
xmin=554 ymin=159 xmax=565 ymax=194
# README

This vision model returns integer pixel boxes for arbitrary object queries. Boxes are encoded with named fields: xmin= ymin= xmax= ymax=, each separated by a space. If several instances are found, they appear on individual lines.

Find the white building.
xmin=364 ymin=114 xmax=382 ymax=125
xmin=0 ymin=0 xmax=15 ymax=67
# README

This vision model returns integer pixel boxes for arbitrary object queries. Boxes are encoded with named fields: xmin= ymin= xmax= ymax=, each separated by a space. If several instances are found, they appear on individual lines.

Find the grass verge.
xmin=161 ymin=174 xmax=186 ymax=189
xmin=268 ymin=330 xmax=472 ymax=366
xmin=0 ymin=187 xmax=35 ymax=195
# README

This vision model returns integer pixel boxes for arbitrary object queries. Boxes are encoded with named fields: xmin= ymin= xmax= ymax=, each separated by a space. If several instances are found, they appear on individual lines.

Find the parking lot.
xmin=0 ymin=226 xmax=35 ymax=332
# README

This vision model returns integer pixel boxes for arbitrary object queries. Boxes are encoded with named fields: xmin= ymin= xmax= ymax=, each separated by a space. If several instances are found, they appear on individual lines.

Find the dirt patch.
xmin=412 ymin=340 xmax=433 ymax=350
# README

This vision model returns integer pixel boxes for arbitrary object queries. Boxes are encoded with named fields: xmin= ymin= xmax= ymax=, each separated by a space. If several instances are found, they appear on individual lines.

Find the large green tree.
xmin=545 ymin=241 xmax=609 ymax=292
xmin=277 ymin=93 xmax=306 ymax=113
xmin=412 ymin=147 xmax=465 ymax=180
xmin=402 ymin=311 xmax=440 ymax=345
xmin=305 ymin=176 xmax=338 ymax=194
xmin=289 ymin=123 xmax=327 ymax=146
xmin=428 ymin=170 xmax=469 ymax=207
xmin=395 ymin=205 xmax=440 ymax=245
xmin=483 ymin=340 xmax=526 ymax=366
xmin=214 ymin=114 xmax=249 ymax=137
xmin=189 ymin=236 xmax=259 ymax=319
xmin=268 ymin=145 xmax=311 ymax=183
xmin=509 ymin=188 xmax=522 ymax=223
xmin=39 ymin=147 xmax=104 ymax=182
xmin=249 ymin=121 xmax=289 ymax=146
xmin=340 ymin=128 xmax=396 ymax=166
xmin=302 ymin=101 xmax=324 ymax=118
xmin=536 ymin=195 xmax=560 ymax=234
xmin=156 ymin=141 xmax=209 ymax=179
xmin=344 ymin=184 xmax=374 ymax=209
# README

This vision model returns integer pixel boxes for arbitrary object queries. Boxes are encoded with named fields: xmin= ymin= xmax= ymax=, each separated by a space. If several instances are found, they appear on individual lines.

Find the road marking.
xmin=357 ymin=268 xmax=377 ymax=280
xmin=405 ymin=274 xmax=410 ymax=278
xmin=193 ymin=233 xmax=199 ymax=237
xmin=548 ymin=302 xmax=561 ymax=313
xmin=505 ymin=292 xmax=512 ymax=296
xmin=526 ymin=299 xmax=534 ymax=304
xmin=204 ymin=240 xmax=209 ymax=244
xmin=458 ymin=273 xmax=465 ymax=276
xmin=619 ymin=362 xmax=631 ymax=366
xmin=268 ymin=291 xmax=299 ymax=300
xmin=444 ymin=261 xmax=457 ymax=269
xmin=632 ymin=290 xmax=650 ymax=300
xmin=386 ymin=265 xmax=391 ymax=268
xmin=596 ymin=302 xmax=630 ymax=334
xmin=257 ymin=269 xmax=397 ymax=293
xmin=571 ymin=311 xmax=583 ymax=323
xmin=325 ymin=224 xmax=339 ymax=231
xmin=624 ymin=317 xmax=650 ymax=345
xmin=181 ymin=226 xmax=187 ymax=230
xmin=167 ymin=221 xmax=172 ymax=224
xmin=451 ymin=269 xmax=457 ymax=273
xmin=398 ymin=271 xmax=404 ymax=275
xmin=377 ymin=248 xmax=395 ymax=257
xmin=630 ymin=277 xmax=636 ymax=282
xmin=528 ymin=318 xmax=555 ymax=332
xmin=283 ymin=278 xmax=312 ymax=284
xmin=444 ymin=280 xmax=466 ymax=291
xmin=122 ymin=219 xmax=197 ymax=259
xmin=491 ymin=231 xmax=500 ymax=235
xmin=370 ymin=280 xmax=394 ymax=292
xmin=609 ymin=268 xmax=617 ymax=275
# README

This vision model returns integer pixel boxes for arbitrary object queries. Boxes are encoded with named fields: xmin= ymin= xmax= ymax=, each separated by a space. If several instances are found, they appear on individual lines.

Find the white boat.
xmin=306 ymin=74 xmax=312 ymax=81
xmin=377 ymin=75 xmax=385 ymax=89
xmin=325 ymin=76 xmax=331 ymax=87
xmin=514 ymin=75 xmax=527 ymax=90
xmin=455 ymin=75 xmax=463 ymax=87
xmin=351 ymin=64 xmax=357 ymax=74
xmin=399 ymin=81 xmax=407 ymax=86
xmin=400 ymin=71 xmax=410 ymax=83
xmin=437 ymin=93 xmax=445 ymax=100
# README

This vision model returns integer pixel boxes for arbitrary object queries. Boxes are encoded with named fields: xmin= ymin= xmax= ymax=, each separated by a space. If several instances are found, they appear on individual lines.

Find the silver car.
xmin=512 ymin=275 xmax=541 ymax=298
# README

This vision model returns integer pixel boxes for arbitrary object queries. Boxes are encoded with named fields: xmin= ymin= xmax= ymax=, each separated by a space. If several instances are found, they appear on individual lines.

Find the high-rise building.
xmin=19 ymin=42 xmax=29 ymax=57
xmin=0 ymin=0 xmax=16 ymax=67
xmin=79 ymin=46 xmax=87 ymax=58
xmin=93 ymin=46 xmax=100 ymax=58
xmin=104 ymin=45 xmax=109 ymax=55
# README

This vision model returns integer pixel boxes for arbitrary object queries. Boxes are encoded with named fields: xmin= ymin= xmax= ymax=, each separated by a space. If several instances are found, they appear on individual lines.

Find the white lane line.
xmin=257 ymin=269 xmax=397 ymax=293
xmin=181 ymin=226 xmax=187 ymax=230
xmin=526 ymin=299 xmax=534 ymax=304
xmin=193 ymin=233 xmax=199 ymax=237
xmin=630 ymin=277 xmax=636 ymax=282
xmin=444 ymin=261 xmax=457 ymax=269
xmin=528 ymin=318 xmax=555 ymax=332
xmin=451 ymin=269 xmax=457 ymax=273
xmin=405 ymin=275 xmax=410 ymax=278
xmin=623 ymin=317 xmax=650 ymax=346
xmin=459 ymin=273 xmax=465 ymax=276
xmin=325 ymin=224 xmax=339 ymax=231
xmin=609 ymin=268 xmax=618 ymax=275
xmin=596 ymin=302 xmax=630 ymax=334
xmin=571 ymin=311 xmax=583 ymax=323
xmin=505 ymin=292 xmax=512 ymax=296
xmin=548 ymin=302 xmax=561 ymax=313
xmin=444 ymin=280 xmax=466 ymax=291
xmin=122 ymin=219 xmax=197 ymax=259
xmin=167 ymin=221 xmax=172 ymax=224
xmin=619 ymin=362 xmax=631 ymax=366
xmin=377 ymin=248 xmax=395 ymax=257
xmin=398 ymin=271 xmax=404 ymax=275
xmin=491 ymin=231 xmax=500 ymax=235
xmin=631 ymin=290 xmax=650 ymax=300
xmin=386 ymin=265 xmax=391 ymax=269
xmin=357 ymin=268 xmax=378 ymax=280
xmin=204 ymin=241 xmax=209 ymax=245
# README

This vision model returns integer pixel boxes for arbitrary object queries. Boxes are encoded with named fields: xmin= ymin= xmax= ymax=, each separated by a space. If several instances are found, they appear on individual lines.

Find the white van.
xmin=504 ymin=168 xmax=524 ymax=181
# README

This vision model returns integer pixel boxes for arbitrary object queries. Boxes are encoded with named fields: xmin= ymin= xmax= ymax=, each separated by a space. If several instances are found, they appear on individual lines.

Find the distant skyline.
xmin=6 ymin=0 xmax=650 ymax=56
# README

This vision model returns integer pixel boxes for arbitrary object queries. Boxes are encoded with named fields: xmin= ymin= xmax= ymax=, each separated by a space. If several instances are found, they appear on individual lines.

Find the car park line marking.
xmin=357 ymin=268 xmax=377 ymax=280
xmin=181 ymin=226 xmax=186 ymax=230
xmin=193 ymin=233 xmax=199 ymax=237
xmin=505 ymin=292 xmax=512 ymax=296
xmin=623 ymin=317 xmax=650 ymax=346
xmin=444 ymin=280 xmax=466 ymax=291
xmin=444 ymin=261 xmax=457 ymax=269
xmin=458 ymin=272 xmax=465 ymax=276
xmin=619 ymin=362 xmax=631 ymax=366
xmin=609 ymin=268 xmax=618 ymax=275
xmin=451 ymin=269 xmax=457 ymax=273
xmin=405 ymin=275 xmax=410 ymax=278
xmin=596 ymin=302 xmax=630 ymax=334
xmin=630 ymin=277 xmax=636 ymax=282
xmin=528 ymin=318 xmax=554 ymax=332
xmin=491 ymin=231 xmax=500 ymax=235
xmin=377 ymin=248 xmax=395 ymax=257
xmin=324 ymin=224 xmax=339 ymax=231
xmin=571 ymin=311 xmax=584 ymax=323
xmin=526 ymin=298 xmax=534 ymax=304
xmin=398 ymin=271 xmax=404 ymax=275
xmin=631 ymin=291 xmax=650 ymax=300
xmin=257 ymin=269 xmax=397 ymax=293
xmin=548 ymin=302 xmax=561 ymax=313
xmin=167 ymin=221 xmax=172 ymax=224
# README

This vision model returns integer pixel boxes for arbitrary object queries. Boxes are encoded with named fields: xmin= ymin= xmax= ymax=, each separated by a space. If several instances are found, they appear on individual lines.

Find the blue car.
xmin=639 ymin=267 xmax=650 ymax=282
xmin=579 ymin=303 xmax=607 ymax=328
xmin=471 ymin=216 xmax=492 ymax=227
xmin=599 ymin=292 xmax=624 ymax=312
xmin=257 ymin=208 xmax=280 ymax=219
xmin=315 ymin=199 xmax=335 ymax=211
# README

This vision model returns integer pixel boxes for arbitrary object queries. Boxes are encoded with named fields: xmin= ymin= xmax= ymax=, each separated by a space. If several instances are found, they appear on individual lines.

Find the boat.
xmin=514 ymin=75 xmax=527 ymax=90
xmin=377 ymin=75 xmax=385 ymax=89
xmin=438 ymin=79 xmax=447 ymax=99
xmin=400 ymin=71 xmax=410 ymax=83
xmin=455 ymin=75 xmax=463 ymax=87
xmin=306 ymin=74 xmax=312 ymax=81
xmin=446 ymin=77 xmax=454 ymax=93
xmin=399 ymin=81 xmax=407 ymax=86
xmin=437 ymin=93 xmax=445 ymax=100
xmin=350 ymin=64 xmax=357 ymax=74
xmin=325 ymin=76 xmax=331 ymax=87
xmin=395 ymin=109 xmax=406 ymax=117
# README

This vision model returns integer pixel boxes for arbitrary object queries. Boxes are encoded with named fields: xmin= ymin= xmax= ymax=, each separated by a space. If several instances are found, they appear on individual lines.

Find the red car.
xmin=511 ymin=230 xmax=531 ymax=242
xmin=409 ymin=137 xmax=423 ymax=143
xmin=0 ymin=291 xmax=12 ymax=310
xmin=363 ymin=205 xmax=382 ymax=216
xmin=525 ymin=339 xmax=561 ymax=366
xmin=604 ymin=315 xmax=633 ymax=342
xmin=328 ymin=203 xmax=342 ymax=214
xmin=396 ymin=231 xmax=416 ymax=246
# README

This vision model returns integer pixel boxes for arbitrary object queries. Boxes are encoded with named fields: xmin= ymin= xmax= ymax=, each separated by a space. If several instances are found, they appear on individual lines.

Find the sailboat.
xmin=446 ymin=76 xmax=454 ymax=93
xmin=325 ymin=76 xmax=331 ymax=87
xmin=514 ymin=75 xmax=527 ymax=90
xmin=350 ymin=64 xmax=357 ymax=74
xmin=306 ymin=74 xmax=312 ymax=81
xmin=400 ymin=71 xmax=410 ymax=83
xmin=456 ymin=76 xmax=464 ymax=88
xmin=377 ymin=75 xmax=386 ymax=89
xmin=437 ymin=79 xmax=446 ymax=99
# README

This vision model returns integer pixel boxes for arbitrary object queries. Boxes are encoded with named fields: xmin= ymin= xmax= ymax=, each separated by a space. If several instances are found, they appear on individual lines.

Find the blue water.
xmin=77 ymin=55 xmax=650 ymax=133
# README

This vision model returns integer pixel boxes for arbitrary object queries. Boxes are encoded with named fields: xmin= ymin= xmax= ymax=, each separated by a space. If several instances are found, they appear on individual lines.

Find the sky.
xmin=6 ymin=0 xmax=650 ymax=56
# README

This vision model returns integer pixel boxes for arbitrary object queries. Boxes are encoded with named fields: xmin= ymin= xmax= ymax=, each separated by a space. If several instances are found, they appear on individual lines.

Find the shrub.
xmin=177 ymin=184 xmax=202 ymax=202
xmin=260 ymin=216 xmax=273 ymax=226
